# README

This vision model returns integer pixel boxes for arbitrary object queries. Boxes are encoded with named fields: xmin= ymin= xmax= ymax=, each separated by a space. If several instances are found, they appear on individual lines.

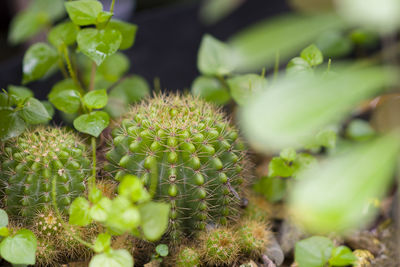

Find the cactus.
xmin=0 ymin=126 xmax=90 ymax=218
xmin=201 ymin=228 xmax=239 ymax=266
xmin=175 ymin=247 xmax=201 ymax=267
xmin=237 ymin=219 xmax=271 ymax=257
xmin=105 ymin=94 xmax=249 ymax=239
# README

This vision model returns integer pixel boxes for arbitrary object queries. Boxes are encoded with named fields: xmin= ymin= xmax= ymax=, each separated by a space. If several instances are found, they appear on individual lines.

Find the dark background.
xmin=0 ymin=0 xmax=290 ymax=99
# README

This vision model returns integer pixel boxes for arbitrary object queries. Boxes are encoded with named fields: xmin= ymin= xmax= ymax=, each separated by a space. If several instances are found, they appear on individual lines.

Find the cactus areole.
xmin=106 ymin=94 xmax=249 ymax=240
xmin=0 ymin=127 xmax=90 ymax=218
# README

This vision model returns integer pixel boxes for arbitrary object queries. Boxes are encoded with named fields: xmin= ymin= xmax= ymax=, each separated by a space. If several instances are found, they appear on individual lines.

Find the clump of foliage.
xmin=105 ymin=94 xmax=249 ymax=240
xmin=0 ymin=126 xmax=90 ymax=218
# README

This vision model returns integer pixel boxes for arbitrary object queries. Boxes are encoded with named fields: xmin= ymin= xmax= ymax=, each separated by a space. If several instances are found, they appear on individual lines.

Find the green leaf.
xmin=289 ymin=134 xmax=400 ymax=233
xmin=198 ymin=34 xmax=236 ymax=76
xmin=98 ymin=52 xmax=129 ymax=83
xmin=105 ymin=196 xmax=141 ymax=232
xmin=83 ymin=89 xmax=108 ymax=109
xmin=300 ymin=44 xmax=323 ymax=67
xmin=227 ymin=74 xmax=267 ymax=106
xmin=295 ymin=236 xmax=334 ymax=267
xmin=315 ymin=30 xmax=353 ymax=58
xmin=90 ymin=197 xmax=112 ymax=222
xmin=8 ymin=85 xmax=33 ymax=103
xmin=229 ymin=13 xmax=345 ymax=71
xmin=0 ymin=110 xmax=26 ymax=141
xmin=20 ymin=98 xmax=50 ymax=124
xmin=0 ymin=229 xmax=37 ymax=265
xmin=0 ymin=227 xmax=9 ymax=237
xmin=329 ymin=246 xmax=357 ymax=266
xmin=31 ymin=0 xmax=65 ymax=21
xmin=287 ymin=57 xmax=312 ymax=75
xmin=280 ymin=148 xmax=297 ymax=162
xmin=65 ymin=0 xmax=103 ymax=26
xmin=8 ymin=11 xmax=44 ymax=45
xmin=253 ymin=176 xmax=287 ymax=203
xmin=77 ymin=28 xmax=122 ymax=66
xmin=240 ymin=66 xmax=397 ymax=152
xmin=0 ymin=209 xmax=9 ymax=228
xmin=191 ymin=76 xmax=231 ymax=105
xmin=41 ymin=101 xmax=55 ymax=118
xmin=118 ymin=175 xmax=150 ymax=203
xmin=22 ymin=43 xmax=58 ymax=84
xmin=156 ymin=244 xmax=169 ymax=257
xmin=73 ymin=111 xmax=110 ymax=137
xmin=107 ymin=20 xmax=138 ymax=50
xmin=346 ymin=119 xmax=375 ymax=141
xmin=89 ymin=249 xmax=133 ymax=267
xmin=139 ymin=202 xmax=170 ymax=241
xmin=48 ymin=21 xmax=78 ymax=47
xmin=199 ymin=0 xmax=244 ymax=25
xmin=89 ymin=187 xmax=103 ymax=204
xmin=268 ymin=157 xmax=294 ymax=178
xmin=306 ymin=129 xmax=337 ymax=150
xmin=48 ymin=89 xmax=81 ymax=114
xmin=69 ymin=197 xmax=92 ymax=226
xmin=93 ymin=233 xmax=111 ymax=253
xmin=97 ymin=11 xmax=113 ymax=25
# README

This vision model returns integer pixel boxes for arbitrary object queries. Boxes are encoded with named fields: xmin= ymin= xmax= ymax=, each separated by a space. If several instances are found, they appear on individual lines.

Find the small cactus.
xmin=0 ymin=126 xmax=90 ymax=218
xmin=105 ymin=94 xmax=249 ymax=239
xmin=353 ymin=249 xmax=374 ymax=267
xmin=176 ymin=247 xmax=201 ymax=267
xmin=201 ymin=227 xmax=239 ymax=266
xmin=237 ymin=219 xmax=271 ymax=257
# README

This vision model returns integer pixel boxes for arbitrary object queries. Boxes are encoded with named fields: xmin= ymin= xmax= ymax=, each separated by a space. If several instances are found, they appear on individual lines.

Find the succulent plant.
xmin=201 ymin=227 xmax=239 ymax=266
xmin=237 ymin=219 xmax=271 ymax=256
xmin=0 ymin=126 xmax=90 ymax=218
xmin=105 ymin=94 xmax=249 ymax=239
xmin=175 ymin=247 xmax=201 ymax=267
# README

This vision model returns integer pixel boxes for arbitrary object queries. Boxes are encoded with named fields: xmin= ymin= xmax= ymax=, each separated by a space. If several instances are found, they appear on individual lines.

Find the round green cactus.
xmin=105 ymin=94 xmax=249 ymax=239
xmin=201 ymin=228 xmax=239 ymax=266
xmin=0 ymin=127 xmax=90 ymax=218
xmin=237 ymin=219 xmax=271 ymax=256
xmin=176 ymin=247 xmax=201 ymax=267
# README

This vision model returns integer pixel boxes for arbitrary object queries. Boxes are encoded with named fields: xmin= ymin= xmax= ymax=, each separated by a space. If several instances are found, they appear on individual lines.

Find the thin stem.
xmin=273 ymin=50 xmax=280 ymax=82
xmin=110 ymin=0 xmax=116 ymax=13
xmin=89 ymin=62 xmax=97 ymax=91
xmin=90 ymin=137 xmax=97 ymax=189
xmin=51 ymin=176 xmax=93 ymax=249
xmin=63 ymin=46 xmax=81 ymax=90
xmin=58 ymin=59 xmax=69 ymax=79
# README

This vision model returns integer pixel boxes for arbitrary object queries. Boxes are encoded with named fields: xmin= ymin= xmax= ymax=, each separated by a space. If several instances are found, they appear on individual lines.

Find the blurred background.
xmin=0 ymin=0 xmax=291 ymax=97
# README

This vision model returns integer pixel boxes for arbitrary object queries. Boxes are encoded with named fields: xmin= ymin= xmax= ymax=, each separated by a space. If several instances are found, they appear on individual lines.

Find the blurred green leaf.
xmin=90 ymin=197 xmax=112 ymax=222
xmin=23 ymin=43 xmax=59 ymax=84
xmin=229 ymin=13 xmax=345 ymax=71
xmin=8 ymin=85 xmax=33 ymax=103
xmin=253 ymin=176 xmax=287 ymax=203
xmin=89 ymin=249 xmax=133 ymax=267
xmin=191 ymin=76 xmax=231 ymax=105
xmin=240 ymin=66 xmax=397 ymax=152
xmin=198 ymin=34 xmax=236 ymax=76
xmin=77 ymin=28 xmax=122 ymax=66
xmin=0 ymin=209 xmax=9 ymax=228
xmin=139 ymin=202 xmax=170 ymax=241
xmin=20 ymin=98 xmax=50 ymax=124
xmin=199 ymin=0 xmax=244 ymax=25
xmin=156 ymin=244 xmax=169 ymax=257
xmin=300 ymin=44 xmax=323 ymax=67
xmin=0 ymin=229 xmax=36 ymax=265
xmin=346 ymin=119 xmax=375 ymax=141
xmin=107 ymin=20 xmax=138 ymax=50
xmin=48 ymin=89 xmax=81 ymax=114
xmin=329 ymin=246 xmax=357 ymax=266
xmin=48 ymin=21 xmax=78 ymax=47
xmin=98 ymin=52 xmax=129 ymax=83
xmin=269 ymin=158 xmax=294 ymax=178
xmin=280 ymin=148 xmax=297 ymax=162
xmin=286 ymin=57 xmax=312 ymax=75
xmin=118 ymin=175 xmax=150 ymax=203
xmin=65 ymin=0 xmax=103 ymax=26
xmin=316 ymin=31 xmax=353 ymax=58
xmin=69 ymin=197 xmax=92 ymax=226
xmin=93 ymin=233 xmax=111 ymax=253
xmin=0 ymin=110 xmax=26 ymax=141
xmin=8 ymin=11 xmax=45 ymax=45
xmin=31 ymin=0 xmax=65 ymax=21
xmin=227 ymin=74 xmax=267 ymax=106
xmin=73 ymin=111 xmax=110 ymax=137
xmin=106 ymin=196 xmax=140 ymax=232
xmin=336 ymin=0 xmax=400 ymax=34
xmin=41 ymin=101 xmax=55 ymax=119
xmin=295 ymin=236 xmax=333 ymax=267
xmin=289 ymin=134 xmax=400 ymax=233
xmin=83 ymin=89 xmax=108 ymax=109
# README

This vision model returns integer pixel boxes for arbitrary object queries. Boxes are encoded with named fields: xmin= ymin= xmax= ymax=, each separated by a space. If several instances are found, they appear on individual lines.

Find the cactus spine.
xmin=0 ymin=126 xmax=90 ymax=218
xmin=176 ymin=247 xmax=201 ymax=267
xmin=105 ymin=94 xmax=248 ymax=239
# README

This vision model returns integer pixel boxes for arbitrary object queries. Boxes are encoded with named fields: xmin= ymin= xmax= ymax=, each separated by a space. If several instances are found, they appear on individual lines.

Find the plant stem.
xmin=90 ymin=137 xmax=97 ymax=189
xmin=110 ymin=0 xmax=116 ymax=13
xmin=51 ymin=176 xmax=93 ymax=249
xmin=89 ymin=62 xmax=97 ymax=91
xmin=62 ymin=46 xmax=81 ymax=90
xmin=273 ymin=50 xmax=280 ymax=82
